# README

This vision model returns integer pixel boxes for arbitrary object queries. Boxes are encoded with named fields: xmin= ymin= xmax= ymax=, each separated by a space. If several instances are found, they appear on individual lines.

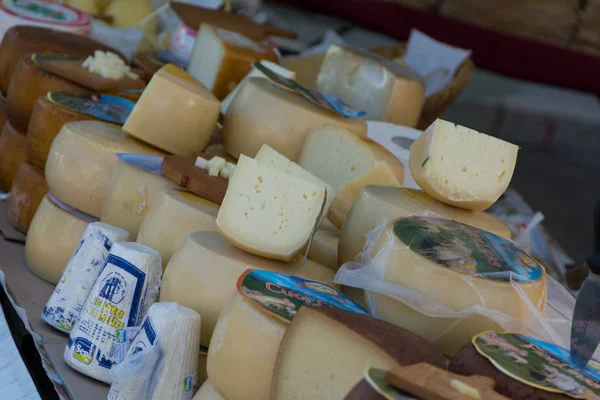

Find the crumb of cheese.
xmin=450 ymin=379 xmax=481 ymax=399
xmin=195 ymin=156 xmax=209 ymax=170
xmin=82 ymin=50 xmax=139 ymax=80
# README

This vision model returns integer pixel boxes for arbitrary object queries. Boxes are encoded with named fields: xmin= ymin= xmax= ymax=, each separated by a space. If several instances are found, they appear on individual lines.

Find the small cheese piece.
xmin=7 ymin=163 xmax=48 ymax=233
xmin=338 ymin=186 xmax=511 ymax=265
xmin=409 ymin=119 xmax=519 ymax=211
xmin=187 ymin=24 xmax=278 ymax=100
xmin=42 ymin=222 xmax=129 ymax=333
xmin=82 ymin=50 xmax=139 ymax=80
xmin=207 ymin=156 xmax=226 ymax=176
xmin=65 ymin=242 xmax=162 ymax=384
xmin=27 ymin=93 xmax=101 ymax=170
xmin=217 ymin=155 xmax=326 ymax=262
xmin=194 ymin=380 xmax=225 ymax=400
xmin=317 ymin=45 xmax=426 ymax=127
xmin=219 ymin=163 xmax=235 ymax=178
xmin=0 ymin=121 xmax=27 ymax=192
xmin=208 ymin=292 xmax=287 ymax=400
xmin=137 ymin=189 xmax=219 ymax=268
xmin=108 ymin=303 xmax=201 ymax=400
xmin=195 ymin=156 xmax=209 ymax=169
xmin=160 ymin=231 xmax=337 ymax=347
xmin=271 ymin=306 xmax=446 ymax=399
xmin=123 ymin=64 xmax=221 ymax=156
xmin=6 ymin=55 xmax=88 ymax=131
xmin=450 ymin=379 xmax=481 ymax=399
xmin=0 ymin=92 xmax=7 ymax=130
xmin=100 ymin=157 xmax=178 ymax=240
xmin=46 ymin=121 xmax=165 ymax=217
xmin=25 ymin=195 xmax=89 ymax=284
xmin=307 ymin=230 xmax=339 ymax=272
xmin=223 ymin=77 xmax=368 ymax=160
xmin=204 ymin=144 xmax=237 ymax=163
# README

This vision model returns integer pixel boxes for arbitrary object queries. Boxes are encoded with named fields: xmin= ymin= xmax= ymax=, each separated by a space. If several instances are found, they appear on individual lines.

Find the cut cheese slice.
xmin=187 ymin=24 xmax=278 ymax=100
xmin=208 ymin=292 xmax=287 ymax=400
xmin=6 ymin=55 xmax=87 ymax=131
xmin=0 ymin=121 xmax=27 ymax=192
xmin=194 ymin=380 xmax=225 ymax=400
xmin=409 ymin=119 xmax=519 ymax=211
xmin=338 ymin=186 xmax=511 ymax=266
xmin=123 ymin=64 xmax=221 ymax=156
xmin=45 ymin=121 xmax=165 ymax=218
xmin=223 ymin=77 xmax=367 ymax=161
xmin=7 ymin=162 xmax=48 ymax=233
xmin=25 ymin=195 xmax=89 ymax=284
xmin=317 ymin=45 xmax=425 ymax=128
xmin=271 ymin=306 xmax=446 ymax=399
xmin=160 ymin=231 xmax=336 ymax=347
xmin=101 ymin=157 xmax=178 ymax=240
xmin=217 ymin=155 xmax=326 ymax=262
xmin=136 ymin=189 xmax=219 ymax=269
xmin=307 ymin=230 xmax=339 ymax=272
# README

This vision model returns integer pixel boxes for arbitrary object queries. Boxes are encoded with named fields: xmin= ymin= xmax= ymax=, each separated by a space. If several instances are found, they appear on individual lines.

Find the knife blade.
xmin=571 ymin=196 xmax=600 ymax=368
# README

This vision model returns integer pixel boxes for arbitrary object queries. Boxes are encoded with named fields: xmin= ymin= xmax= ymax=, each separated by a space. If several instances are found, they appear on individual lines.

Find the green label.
xmin=364 ymin=368 xmax=416 ymax=400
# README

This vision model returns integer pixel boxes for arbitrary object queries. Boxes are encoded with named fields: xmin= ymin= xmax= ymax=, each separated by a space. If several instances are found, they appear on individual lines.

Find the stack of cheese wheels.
xmin=0 ymin=121 xmax=27 ymax=192
xmin=7 ymin=163 xmax=48 ymax=233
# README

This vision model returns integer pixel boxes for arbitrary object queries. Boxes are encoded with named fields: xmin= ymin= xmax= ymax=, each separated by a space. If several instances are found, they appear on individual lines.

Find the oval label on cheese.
xmin=473 ymin=332 xmax=600 ymax=399
xmin=0 ymin=0 xmax=90 ymax=27
xmin=393 ymin=217 xmax=543 ymax=282
xmin=48 ymin=92 xmax=134 ymax=125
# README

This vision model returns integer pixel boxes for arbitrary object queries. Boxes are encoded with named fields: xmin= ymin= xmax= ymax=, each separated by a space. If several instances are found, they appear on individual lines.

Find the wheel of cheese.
xmin=45 ymin=121 xmax=165 ymax=218
xmin=6 ymin=56 xmax=88 ymax=131
xmin=0 ymin=92 xmax=7 ymax=131
xmin=0 ymin=25 xmax=121 ymax=93
xmin=7 ymin=162 xmax=48 ymax=233
xmin=222 ymin=77 xmax=368 ymax=161
xmin=0 ymin=121 xmax=27 ymax=192
xmin=194 ymin=380 xmax=225 ymax=400
xmin=25 ymin=194 xmax=90 ymax=284
xmin=307 ymin=230 xmax=339 ymax=272
xmin=100 ymin=157 xmax=178 ymax=240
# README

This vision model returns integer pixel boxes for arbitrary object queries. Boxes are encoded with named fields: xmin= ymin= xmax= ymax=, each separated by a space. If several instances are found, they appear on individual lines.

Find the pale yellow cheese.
xmin=123 ymin=64 xmax=221 ymax=156
xmin=136 ymin=189 xmax=219 ymax=269
xmin=217 ymin=155 xmax=325 ymax=262
xmin=222 ymin=77 xmax=367 ymax=161
xmin=160 ymin=231 xmax=336 ymax=347
xmin=317 ymin=45 xmax=426 ymax=128
xmin=338 ymin=186 xmax=511 ymax=265
xmin=193 ymin=380 xmax=225 ymax=400
xmin=409 ymin=119 xmax=519 ymax=211
xmin=307 ymin=230 xmax=339 ymax=272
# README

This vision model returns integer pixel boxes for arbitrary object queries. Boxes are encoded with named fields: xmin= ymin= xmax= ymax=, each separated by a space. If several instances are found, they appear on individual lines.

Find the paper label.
xmin=116 ymin=153 xmax=164 ymax=176
xmin=47 ymin=92 xmax=135 ymax=125
xmin=473 ymin=332 xmax=600 ymax=399
xmin=254 ymin=61 xmax=365 ymax=119
xmin=392 ymin=217 xmax=544 ymax=282
xmin=237 ymin=269 xmax=369 ymax=323
xmin=147 ymin=51 xmax=187 ymax=70
xmin=114 ymin=326 xmax=140 ymax=363
xmin=1 ymin=0 xmax=90 ymax=26
xmin=363 ymin=368 xmax=417 ymax=400
xmin=183 ymin=373 xmax=197 ymax=400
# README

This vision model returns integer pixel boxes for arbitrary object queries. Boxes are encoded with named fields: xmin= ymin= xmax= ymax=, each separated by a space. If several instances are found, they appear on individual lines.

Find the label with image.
xmin=363 ymin=368 xmax=417 ymax=400
xmin=48 ymin=92 xmax=134 ymax=125
xmin=473 ymin=331 xmax=600 ymax=399
xmin=183 ymin=373 xmax=197 ymax=400
xmin=1 ymin=0 xmax=90 ymax=26
xmin=392 ymin=216 xmax=544 ymax=282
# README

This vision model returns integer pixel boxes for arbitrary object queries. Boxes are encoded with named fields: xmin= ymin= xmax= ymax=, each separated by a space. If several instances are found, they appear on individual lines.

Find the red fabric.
xmin=276 ymin=0 xmax=600 ymax=94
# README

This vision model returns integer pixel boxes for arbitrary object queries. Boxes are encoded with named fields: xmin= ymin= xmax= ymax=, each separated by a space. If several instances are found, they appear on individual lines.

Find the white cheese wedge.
xmin=194 ymin=380 xmax=225 ymax=400
xmin=42 ymin=222 xmax=129 ymax=333
xmin=160 ymin=231 xmax=336 ymax=347
xmin=223 ymin=77 xmax=367 ymax=160
xmin=108 ymin=302 xmax=201 ymax=400
xmin=338 ymin=186 xmax=511 ymax=266
xmin=317 ymin=45 xmax=426 ymax=128
xmin=65 ymin=242 xmax=162 ymax=383
xmin=216 ymin=155 xmax=326 ymax=261
xmin=409 ymin=119 xmax=519 ymax=211
xmin=136 ymin=189 xmax=219 ymax=269
xmin=307 ymin=230 xmax=339 ymax=272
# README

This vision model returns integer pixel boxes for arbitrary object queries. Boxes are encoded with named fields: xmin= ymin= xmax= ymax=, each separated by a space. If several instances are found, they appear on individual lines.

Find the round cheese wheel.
xmin=0 ymin=92 xmax=7 ymax=132
xmin=100 ymin=157 xmax=178 ymax=240
xmin=25 ymin=194 xmax=90 ymax=284
xmin=7 ymin=162 xmax=48 ymax=233
xmin=0 ymin=26 xmax=119 ymax=94
xmin=0 ymin=121 xmax=27 ymax=192
xmin=45 ymin=121 xmax=165 ymax=218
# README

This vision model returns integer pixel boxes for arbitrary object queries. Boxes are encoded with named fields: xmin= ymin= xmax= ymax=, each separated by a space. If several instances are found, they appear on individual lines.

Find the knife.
xmin=571 ymin=196 xmax=600 ymax=368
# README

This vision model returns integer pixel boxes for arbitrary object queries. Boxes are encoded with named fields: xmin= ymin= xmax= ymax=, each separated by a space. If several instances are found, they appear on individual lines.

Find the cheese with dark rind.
xmin=0 ymin=121 xmax=27 ymax=192
xmin=7 ymin=162 xmax=48 ymax=233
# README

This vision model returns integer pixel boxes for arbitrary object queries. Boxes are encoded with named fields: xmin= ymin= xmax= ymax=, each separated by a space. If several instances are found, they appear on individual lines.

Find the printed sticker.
xmin=1 ymin=0 xmax=90 ymax=25
xmin=363 ymin=368 xmax=417 ymax=400
xmin=393 ymin=217 xmax=544 ymax=282
xmin=237 ymin=269 xmax=369 ymax=323
xmin=47 ymin=92 xmax=135 ymax=125
xmin=473 ymin=331 xmax=600 ymax=399
xmin=183 ymin=373 xmax=197 ymax=400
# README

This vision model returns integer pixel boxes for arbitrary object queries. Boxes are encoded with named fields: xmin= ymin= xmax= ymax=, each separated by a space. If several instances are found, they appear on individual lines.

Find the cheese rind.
xmin=7 ymin=162 xmax=48 ymax=233
xmin=307 ymin=230 xmax=339 ymax=272
xmin=409 ymin=119 xmax=519 ymax=211
xmin=25 ymin=195 xmax=89 ymax=284
xmin=123 ymin=64 xmax=221 ymax=156
xmin=45 ymin=121 xmax=165 ymax=217
xmin=136 ymin=189 xmax=219 ymax=269
xmin=223 ymin=77 xmax=367 ymax=160
xmin=317 ymin=45 xmax=425 ymax=128
xmin=194 ymin=380 xmax=225 ymax=400
xmin=100 ymin=158 xmax=178 ymax=240
xmin=338 ymin=186 xmax=511 ymax=265
xmin=217 ymin=155 xmax=326 ymax=261
xmin=160 ymin=231 xmax=336 ymax=346
xmin=0 ymin=121 xmax=27 ymax=192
